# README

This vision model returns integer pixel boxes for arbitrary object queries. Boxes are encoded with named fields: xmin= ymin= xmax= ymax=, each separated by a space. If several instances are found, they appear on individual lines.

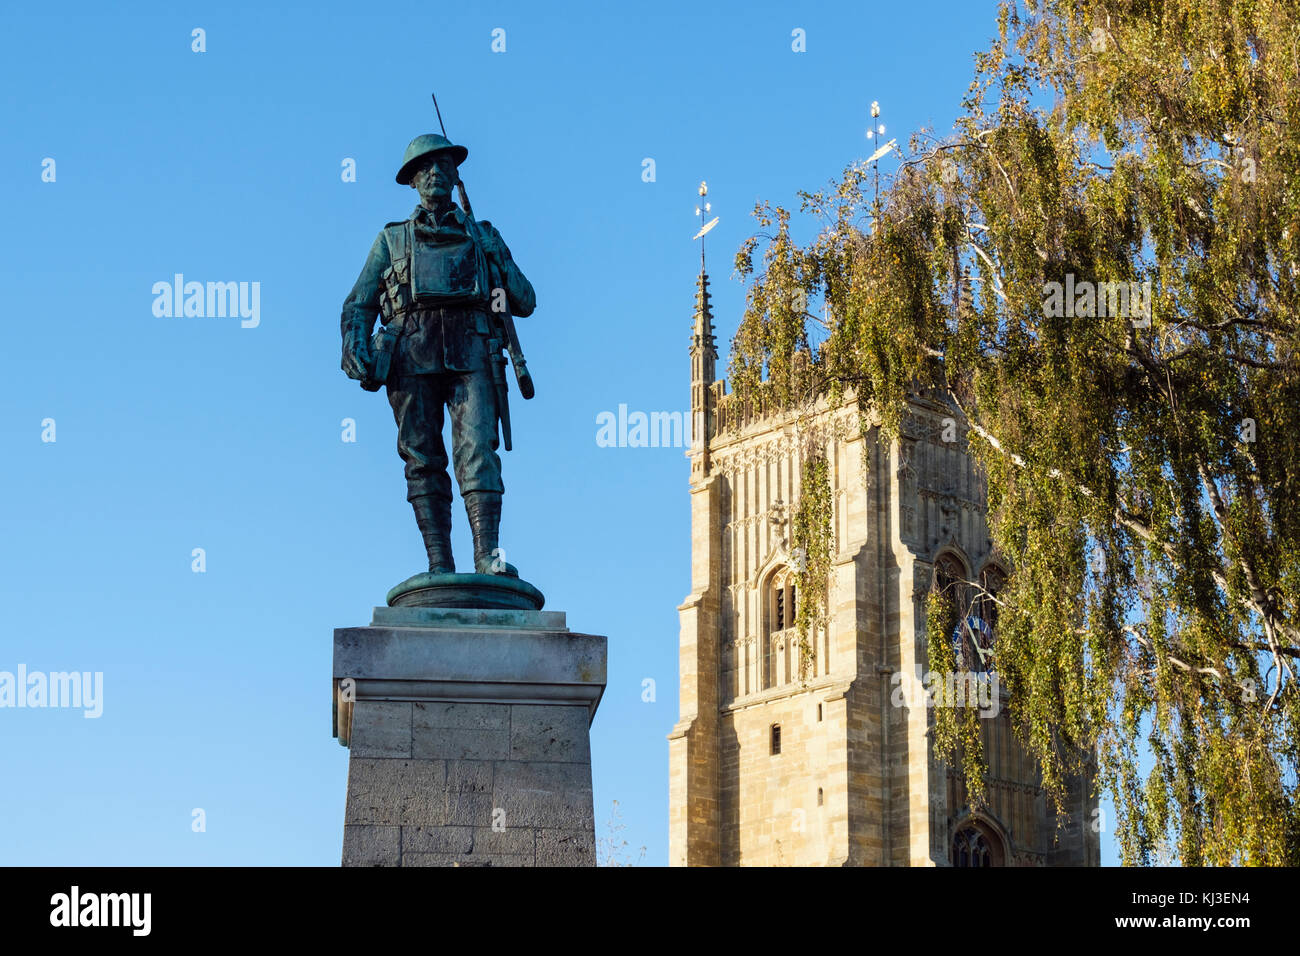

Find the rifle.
xmin=430 ymin=93 xmax=536 ymax=453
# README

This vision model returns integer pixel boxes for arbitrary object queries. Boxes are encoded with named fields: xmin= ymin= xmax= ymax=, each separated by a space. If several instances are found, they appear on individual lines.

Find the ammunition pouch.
xmin=379 ymin=223 xmax=414 ymax=322
xmin=368 ymin=223 xmax=416 ymax=390
xmin=364 ymin=322 xmax=401 ymax=391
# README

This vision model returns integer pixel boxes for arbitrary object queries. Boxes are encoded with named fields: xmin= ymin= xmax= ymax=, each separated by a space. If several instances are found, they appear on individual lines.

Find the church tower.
xmin=668 ymin=267 xmax=1100 ymax=867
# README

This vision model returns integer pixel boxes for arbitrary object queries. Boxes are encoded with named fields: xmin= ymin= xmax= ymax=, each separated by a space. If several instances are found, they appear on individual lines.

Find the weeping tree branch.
xmin=942 ymin=387 xmax=1300 ymax=652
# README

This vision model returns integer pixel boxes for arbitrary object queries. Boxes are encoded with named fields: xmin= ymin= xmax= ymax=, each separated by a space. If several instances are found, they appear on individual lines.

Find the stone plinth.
xmin=333 ymin=605 xmax=607 ymax=867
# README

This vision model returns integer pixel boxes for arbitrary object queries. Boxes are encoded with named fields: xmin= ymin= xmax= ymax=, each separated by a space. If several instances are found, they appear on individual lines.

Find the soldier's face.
xmin=412 ymin=154 xmax=458 ymax=206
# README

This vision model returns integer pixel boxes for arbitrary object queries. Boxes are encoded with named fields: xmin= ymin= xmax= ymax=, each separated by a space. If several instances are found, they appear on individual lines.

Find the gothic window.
xmin=781 ymin=631 xmax=791 ymax=687
xmin=952 ymin=823 xmax=1003 ymax=867
xmin=932 ymin=552 xmax=968 ymax=662
xmin=935 ymin=552 xmax=999 ymax=672
xmin=763 ymin=570 xmax=799 ymax=689
xmin=774 ymin=578 xmax=796 ymax=630
xmin=979 ymin=565 xmax=1006 ymax=634
xmin=971 ymin=565 xmax=1007 ymax=674
xmin=933 ymin=552 xmax=967 ymax=606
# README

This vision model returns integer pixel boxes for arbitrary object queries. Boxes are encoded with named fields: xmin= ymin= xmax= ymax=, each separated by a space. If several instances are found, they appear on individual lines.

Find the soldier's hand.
xmin=342 ymin=335 xmax=373 ymax=382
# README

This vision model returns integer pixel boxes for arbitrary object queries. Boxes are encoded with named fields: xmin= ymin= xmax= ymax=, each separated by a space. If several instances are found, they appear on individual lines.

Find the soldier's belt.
xmin=402 ymin=305 xmax=492 ymax=335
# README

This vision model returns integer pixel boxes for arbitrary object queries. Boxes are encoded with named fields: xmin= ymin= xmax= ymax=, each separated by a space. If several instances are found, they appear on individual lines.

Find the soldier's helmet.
xmin=395 ymin=133 xmax=469 ymax=185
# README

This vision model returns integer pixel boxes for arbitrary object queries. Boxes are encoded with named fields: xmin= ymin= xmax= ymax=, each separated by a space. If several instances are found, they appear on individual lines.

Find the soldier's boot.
xmin=464 ymin=490 xmax=518 ymax=577
xmin=411 ymin=494 xmax=455 ymax=574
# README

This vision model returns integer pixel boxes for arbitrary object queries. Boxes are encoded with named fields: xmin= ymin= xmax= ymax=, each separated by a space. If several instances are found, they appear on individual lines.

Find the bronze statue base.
xmin=386 ymin=571 xmax=545 ymax=611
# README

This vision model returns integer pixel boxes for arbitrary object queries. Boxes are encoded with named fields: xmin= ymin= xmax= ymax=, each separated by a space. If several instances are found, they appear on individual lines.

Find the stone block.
xmin=445 ymin=790 xmax=497 ymax=828
xmin=494 ymin=759 xmax=593 ymax=794
xmin=445 ymin=759 xmax=493 ymax=793
xmin=402 ymin=825 xmax=474 ymax=856
xmin=402 ymin=852 xmax=531 ymax=867
xmin=401 ymin=852 xmax=476 ymax=867
xmin=535 ymin=828 xmax=596 ymax=867
xmin=470 ymin=825 xmax=536 ymax=856
xmin=345 ymin=758 xmax=447 ymax=826
xmin=414 ymin=726 xmax=510 ymax=761
xmin=350 ymin=701 xmax=412 ymax=758
xmin=412 ymin=702 xmax=511 ymax=759
xmin=492 ymin=761 xmax=594 ymax=830
xmin=342 ymin=824 xmax=401 ymax=866
xmin=415 ymin=701 xmax=510 ymax=731
xmin=509 ymin=704 xmax=591 ymax=763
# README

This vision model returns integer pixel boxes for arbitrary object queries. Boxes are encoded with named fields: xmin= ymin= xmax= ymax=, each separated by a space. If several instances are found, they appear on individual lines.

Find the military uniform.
xmin=341 ymin=134 xmax=535 ymax=575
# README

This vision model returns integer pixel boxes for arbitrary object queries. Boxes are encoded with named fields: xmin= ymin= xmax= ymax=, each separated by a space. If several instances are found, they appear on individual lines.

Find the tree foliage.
xmin=792 ymin=452 xmax=835 ymax=680
xmin=732 ymin=0 xmax=1300 ymax=864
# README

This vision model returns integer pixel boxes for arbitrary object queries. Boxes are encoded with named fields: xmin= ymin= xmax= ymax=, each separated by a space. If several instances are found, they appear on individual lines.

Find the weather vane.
xmin=693 ymin=180 xmax=719 ymax=269
xmin=865 ymin=100 xmax=897 ymax=231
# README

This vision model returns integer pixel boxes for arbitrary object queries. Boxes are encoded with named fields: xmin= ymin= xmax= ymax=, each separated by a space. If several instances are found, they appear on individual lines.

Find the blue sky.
xmin=0 ymin=0 xmax=1118 ymax=865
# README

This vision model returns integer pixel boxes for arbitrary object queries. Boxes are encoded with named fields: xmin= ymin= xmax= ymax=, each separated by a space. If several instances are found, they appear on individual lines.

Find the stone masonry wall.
xmin=342 ymin=699 xmax=595 ymax=866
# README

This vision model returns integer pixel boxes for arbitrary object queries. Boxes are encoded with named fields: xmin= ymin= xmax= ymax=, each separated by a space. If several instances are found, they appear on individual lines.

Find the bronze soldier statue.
xmin=341 ymin=133 xmax=535 ymax=578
